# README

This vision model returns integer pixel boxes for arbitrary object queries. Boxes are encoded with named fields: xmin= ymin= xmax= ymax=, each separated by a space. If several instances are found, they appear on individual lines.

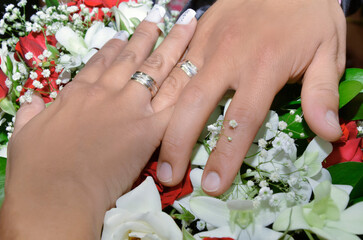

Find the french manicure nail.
xmin=176 ymin=9 xmax=196 ymax=25
xmin=326 ymin=110 xmax=341 ymax=132
xmin=202 ymin=171 xmax=220 ymax=192
xmin=144 ymin=4 xmax=166 ymax=23
xmin=112 ymin=31 xmax=130 ymax=41
xmin=157 ymin=162 xmax=172 ymax=183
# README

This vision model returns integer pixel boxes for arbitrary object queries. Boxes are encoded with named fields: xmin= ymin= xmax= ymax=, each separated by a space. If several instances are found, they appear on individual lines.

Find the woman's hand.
xmin=157 ymin=0 xmax=346 ymax=196
xmin=0 ymin=7 xmax=197 ymax=239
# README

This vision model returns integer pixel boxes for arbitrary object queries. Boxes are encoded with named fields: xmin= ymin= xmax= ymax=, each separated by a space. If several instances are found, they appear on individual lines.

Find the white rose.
xmin=101 ymin=177 xmax=182 ymax=240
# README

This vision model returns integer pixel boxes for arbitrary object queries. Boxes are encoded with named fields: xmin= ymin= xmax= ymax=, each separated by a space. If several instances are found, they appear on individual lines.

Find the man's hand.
xmin=157 ymin=0 xmax=346 ymax=196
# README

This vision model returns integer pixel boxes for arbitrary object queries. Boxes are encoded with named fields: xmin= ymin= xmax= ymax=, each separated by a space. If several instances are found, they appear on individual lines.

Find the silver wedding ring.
xmin=179 ymin=60 xmax=198 ymax=77
xmin=131 ymin=71 xmax=159 ymax=98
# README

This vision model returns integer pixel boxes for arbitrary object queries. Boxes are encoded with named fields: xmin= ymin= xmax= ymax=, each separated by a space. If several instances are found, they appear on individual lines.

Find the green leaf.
xmin=338 ymin=80 xmax=362 ymax=108
xmin=182 ymin=226 xmax=196 ymax=240
xmin=328 ymin=162 xmax=363 ymax=205
xmin=5 ymin=56 xmax=13 ymax=76
xmin=279 ymin=107 xmax=314 ymax=139
xmin=0 ymin=97 xmax=17 ymax=116
xmin=129 ymin=18 xmax=141 ymax=28
xmin=172 ymin=205 xmax=195 ymax=222
xmin=46 ymin=44 xmax=59 ymax=57
xmin=339 ymin=93 xmax=363 ymax=120
xmin=342 ymin=68 xmax=363 ymax=86
xmin=45 ymin=0 xmax=59 ymax=7
xmin=0 ymin=157 xmax=6 ymax=207
xmin=328 ymin=162 xmax=363 ymax=187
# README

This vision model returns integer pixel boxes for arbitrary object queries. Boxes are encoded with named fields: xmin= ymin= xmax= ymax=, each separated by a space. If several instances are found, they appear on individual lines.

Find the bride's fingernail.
xmin=145 ymin=4 xmax=166 ymax=23
xmin=158 ymin=162 xmax=172 ymax=183
xmin=176 ymin=9 xmax=196 ymax=25
xmin=202 ymin=171 xmax=220 ymax=192
xmin=326 ymin=110 xmax=342 ymax=133
xmin=112 ymin=31 xmax=129 ymax=41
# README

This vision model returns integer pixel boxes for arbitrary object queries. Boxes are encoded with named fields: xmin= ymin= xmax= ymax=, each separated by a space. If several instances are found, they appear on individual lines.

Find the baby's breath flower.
xmin=16 ymin=85 xmax=22 ymax=92
xmin=18 ymin=63 xmax=27 ymax=75
xmin=229 ymin=119 xmax=238 ymax=129
xmin=259 ymin=149 xmax=268 ymax=158
xmin=253 ymin=196 xmax=261 ymax=208
xmin=269 ymin=195 xmax=279 ymax=207
xmin=50 ymin=91 xmax=57 ymax=99
xmin=30 ymin=71 xmax=38 ymax=80
xmin=196 ymin=220 xmax=206 ymax=231
xmin=43 ymin=49 xmax=52 ymax=58
xmin=247 ymin=180 xmax=254 ymax=187
xmin=32 ymin=80 xmax=44 ymax=89
xmin=41 ymin=69 xmax=51 ymax=78
xmin=294 ymin=115 xmax=302 ymax=123
xmin=278 ymin=121 xmax=287 ymax=130
xmin=56 ymin=79 xmax=62 ymax=85
xmin=259 ymin=180 xmax=268 ymax=188
xmin=269 ymin=171 xmax=280 ymax=182
xmin=5 ymin=79 xmax=12 ymax=88
xmin=259 ymin=187 xmax=273 ymax=200
xmin=38 ymin=54 xmax=45 ymax=61
xmin=289 ymin=109 xmax=295 ymax=115
xmin=12 ymin=72 xmax=21 ymax=81
xmin=258 ymin=138 xmax=267 ymax=148
xmin=5 ymin=4 xmax=15 ymax=12
xmin=17 ymin=0 xmax=27 ymax=7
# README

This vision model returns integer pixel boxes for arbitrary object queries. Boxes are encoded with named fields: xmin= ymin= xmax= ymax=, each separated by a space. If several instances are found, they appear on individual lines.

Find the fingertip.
xmin=157 ymin=161 xmax=173 ymax=184
xmin=201 ymin=170 xmax=221 ymax=196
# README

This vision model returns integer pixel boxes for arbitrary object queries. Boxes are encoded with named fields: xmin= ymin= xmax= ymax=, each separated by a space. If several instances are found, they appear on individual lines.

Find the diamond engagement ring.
xmin=130 ymin=71 xmax=159 ymax=98
xmin=179 ymin=60 xmax=198 ymax=78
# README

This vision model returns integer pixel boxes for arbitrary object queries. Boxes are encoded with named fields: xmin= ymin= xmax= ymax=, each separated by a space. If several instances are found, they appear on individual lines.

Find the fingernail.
xmin=326 ymin=110 xmax=342 ymax=132
xmin=144 ymin=4 xmax=166 ymax=23
xmin=158 ymin=162 xmax=172 ymax=183
xmin=202 ymin=171 xmax=220 ymax=192
xmin=176 ymin=9 xmax=196 ymax=25
xmin=112 ymin=31 xmax=129 ymax=41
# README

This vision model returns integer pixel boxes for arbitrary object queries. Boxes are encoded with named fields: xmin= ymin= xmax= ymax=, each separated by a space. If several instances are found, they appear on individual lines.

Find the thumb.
xmin=13 ymin=93 xmax=45 ymax=137
xmin=301 ymin=42 xmax=344 ymax=142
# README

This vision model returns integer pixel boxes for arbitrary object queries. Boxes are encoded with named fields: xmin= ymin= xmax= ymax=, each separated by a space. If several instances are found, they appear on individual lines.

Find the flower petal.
xmin=84 ymin=21 xmax=105 ymax=47
xmin=190 ymin=196 xmax=230 ymax=227
xmin=273 ymin=206 xmax=310 ymax=231
xmin=327 ymin=202 xmax=363 ymax=234
xmin=55 ymin=27 xmax=88 ymax=56
xmin=238 ymin=225 xmax=284 ymax=240
xmin=194 ymin=226 xmax=239 ymax=240
xmin=116 ymin=176 xmax=161 ymax=213
xmin=88 ymin=27 xmax=117 ymax=49
xmin=191 ymin=144 xmax=209 ymax=166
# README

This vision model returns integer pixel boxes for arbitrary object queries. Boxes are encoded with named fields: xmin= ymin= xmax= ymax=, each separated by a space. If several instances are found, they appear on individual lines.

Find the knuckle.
xmin=227 ymin=104 xmax=259 ymax=129
xmin=162 ymin=134 xmax=183 ymax=155
xmin=133 ymin=27 xmax=153 ymax=40
xmin=180 ymin=84 xmax=205 ymax=108
xmin=161 ymin=74 xmax=182 ymax=95
xmin=309 ymin=81 xmax=339 ymax=98
xmin=86 ymin=52 xmax=107 ymax=68
xmin=144 ymin=53 xmax=165 ymax=72
xmin=116 ymin=49 xmax=138 ymax=64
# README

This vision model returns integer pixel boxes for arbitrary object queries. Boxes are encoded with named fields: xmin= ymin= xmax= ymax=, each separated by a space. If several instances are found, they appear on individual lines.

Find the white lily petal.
xmin=194 ymin=226 xmax=239 ymax=240
xmin=255 ymin=193 xmax=288 ymax=226
xmin=238 ymin=225 xmax=284 ymax=240
xmin=0 ymin=146 xmax=7 ymax=158
xmin=88 ymin=27 xmax=117 ymax=49
xmin=311 ymin=168 xmax=332 ymax=183
xmin=327 ymin=202 xmax=363 ymax=234
xmin=227 ymin=199 xmax=254 ymax=211
xmin=84 ymin=21 xmax=104 ymax=47
xmin=172 ymin=195 xmax=192 ymax=214
xmin=254 ymin=111 xmax=279 ymax=141
xmin=330 ymin=184 xmax=350 ymax=212
xmin=190 ymin=196 xmax=230 ymax=227
xmin=191 ymin=144 xmax=209 ymax=166
xmin=273 ymin=206 xmax=310 ymax=231
xmin=223 ymin=98 xmax=232 ymax=116
xmin=334 ymin=184 xmax=353 ymax=195
xmin=304 ymin=136 xmax=333 ymax=163
xmin=116 ymin=176 xmax=161 ymax=213
xmin=190 ymin=168 xmax=203 ymax=189
xmin=243 ymin=144 xmax=260 ymax=167
xmin=312 ymin=226 xmax=360 ymax=240
xmin=55 ymin=27 xmax=88 ymax=56
xmin=82 ymin=49 xmax=98 ymax=64
xmin=118 ymin=2 xmax=150 ymax=24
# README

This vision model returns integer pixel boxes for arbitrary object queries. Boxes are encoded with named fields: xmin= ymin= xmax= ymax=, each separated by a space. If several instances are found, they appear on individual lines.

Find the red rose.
xmin=15 ymin=31 xmax=57 ymax=68
xmin=133 ymin=152 xmax=193 ymax=209
xmin=0 ymin=69 xmax=9 ymax=100
xmin=323 ymin=121 xmax=363 ymax=168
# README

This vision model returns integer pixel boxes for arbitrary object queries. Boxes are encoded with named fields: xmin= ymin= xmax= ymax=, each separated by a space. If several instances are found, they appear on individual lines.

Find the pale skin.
xmin=157 ymin=0 xmax=346 ymax=196
xmin=0 ymin=14 xmax=197 ymax=239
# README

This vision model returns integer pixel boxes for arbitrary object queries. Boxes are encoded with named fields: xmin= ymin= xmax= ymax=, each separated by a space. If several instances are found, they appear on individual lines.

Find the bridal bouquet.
xmin=0 ymin=0 xmax=362 ymax=239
